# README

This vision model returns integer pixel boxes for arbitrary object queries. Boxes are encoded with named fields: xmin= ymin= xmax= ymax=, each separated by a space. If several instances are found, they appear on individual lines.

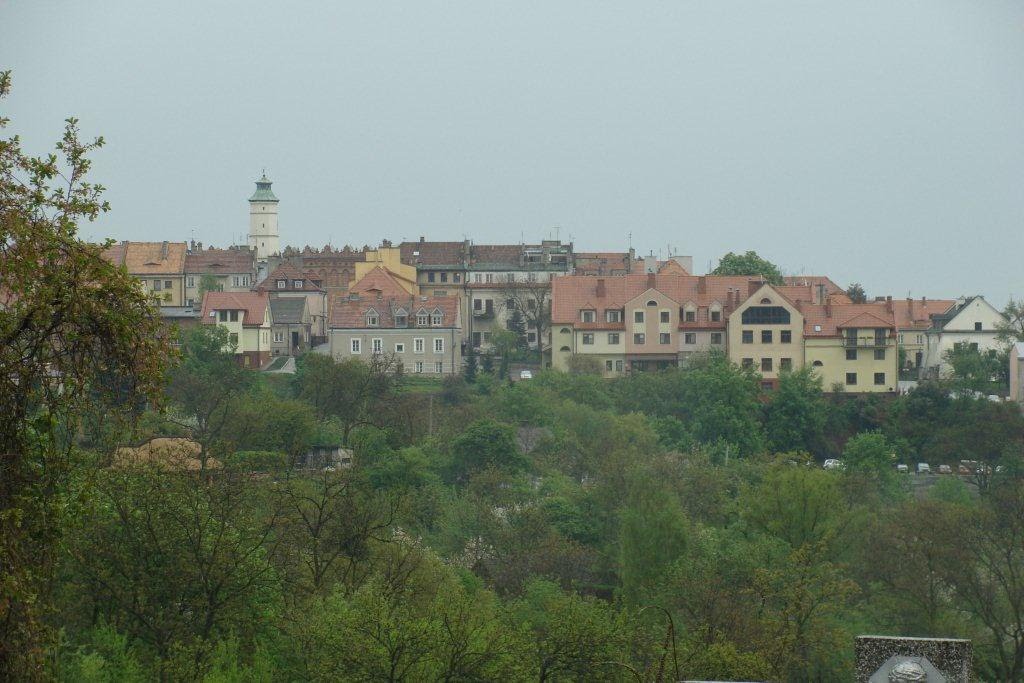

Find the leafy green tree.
xmin=744 ymin=465 xmax=842 ymax=550
xmin=845 ymin=282 xmax=867 ymax=303
xmin=841 ymin=430 xmax=901 ymax=501
xmin=618 ymin=474 xmax=688 ymax=604
xmin=996 ymin=297 xmax=1024 ymax=346
xmin=764 ymin=367 xmax=826 ymax=454
xmin=943 ymin=343 xmax=1006 ymax=393
xmin=507 ymin=306 xmax=528 ymax=351
xmin=464 ymin=348 xmax=478 ymax=383
xmin=481 ymin=351 xmax=495 ymax=375
xmin=710 ymin=251 xmax=784 ymax=284
xmin=0 ymin=70 xmax=168 ymax=675
xmin=197 ymin=271 xmax=222 ymax=301
xmin=449 ymin=419 xmax=525 ymax=482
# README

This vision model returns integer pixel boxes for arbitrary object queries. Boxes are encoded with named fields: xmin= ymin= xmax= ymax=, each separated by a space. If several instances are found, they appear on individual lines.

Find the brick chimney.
xmin=885 ymin=295 xmax=893 ymax=314
xmin=596 ymin=278 xmax=606 ymax=298
xmin=907 ymin=297 xmax=914 ymax=319
xmin=161 ymin=240 xmax=169 ymax=260
xmin=646 ymin=272 xmax=656 ymax=290
xmin=698 ymin=276 xmax=707 ymax=294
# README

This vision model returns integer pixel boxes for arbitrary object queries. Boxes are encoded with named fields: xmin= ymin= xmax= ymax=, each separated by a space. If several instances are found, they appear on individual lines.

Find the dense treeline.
xmin=47 ymin=328 xmax=1024 ymax=681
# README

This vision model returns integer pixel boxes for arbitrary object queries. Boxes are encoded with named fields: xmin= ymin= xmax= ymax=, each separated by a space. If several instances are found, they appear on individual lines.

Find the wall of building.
xmin=329 ymin=327 xmax=463 ymax=375
xmin=805 ymin=338 xmax=897 ymax=393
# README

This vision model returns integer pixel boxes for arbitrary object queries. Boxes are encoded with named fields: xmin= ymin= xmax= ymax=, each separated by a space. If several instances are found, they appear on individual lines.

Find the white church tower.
xmin=248 ymin=172 xmax=280 ymax=261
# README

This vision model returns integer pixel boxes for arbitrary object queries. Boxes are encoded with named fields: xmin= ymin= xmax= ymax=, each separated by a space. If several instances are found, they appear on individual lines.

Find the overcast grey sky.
xmin=3 ymin=1 xmax=1022 ymax=302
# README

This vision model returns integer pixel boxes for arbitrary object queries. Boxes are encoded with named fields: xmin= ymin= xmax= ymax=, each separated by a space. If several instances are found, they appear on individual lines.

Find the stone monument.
xmin=855 ymin=635 xmax=971 ymax=683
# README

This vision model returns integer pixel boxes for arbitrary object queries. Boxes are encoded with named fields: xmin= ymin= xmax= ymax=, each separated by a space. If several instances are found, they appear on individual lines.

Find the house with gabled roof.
xmin=101 ymin=240 xmax=188 ymax=306
xmin=269 ymin=297 xmax=311 ymax=357
xmin=200 ymin=291 xmax=273 ymax=368
xmin=256 ymin=261 xmax=329 ymax=342
xmin=800 ymin=300 xmax=898 ymax=392
xmin=184 ymin=243 xmax=255 ymax=307
xmin=923 ymin=296 xmax=1007 ymax=378
xmin=328 ymin=267 xmax=463 ymax=375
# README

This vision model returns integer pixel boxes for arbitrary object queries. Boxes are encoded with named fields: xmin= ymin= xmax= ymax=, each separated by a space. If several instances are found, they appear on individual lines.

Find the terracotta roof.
xmin=399 ymin=240 xmax=468 ymax=267
xmin=470 ymin=244 xmax=525 ymax=267
xmin=800 ymin=302 xmax=896 ymax=337
xmin=330 ymin=292 xmax=460 ymax=329
xmin=783 ymin=275 xmax=845 ymax=295
xmin=552 ymin=273 xmax=760 ymax=325
xmin=101 ymin=241 xmax=187 ymax=275
xmin=200 ymin=291 xmax=270 ymax=327
xmin=657 ymin=260 xmax=690 ymax=276
xmin=891 ymin=298 xmax=957 ymax=330
xmin=185 ymin=247 xmax=254 ymax=275
xmin=350 ymin=266 xmax=409 ymax=298
xmin=573 ymin=251 xmax=635 ymax=276
xmin=255 ymin=261 xmax=325 ymax=292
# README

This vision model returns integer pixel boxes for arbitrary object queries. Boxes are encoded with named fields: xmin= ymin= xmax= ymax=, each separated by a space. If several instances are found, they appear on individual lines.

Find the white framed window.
xmin=274 ymin=331 xmax=284 ymax=343
xmin=276 ymin=279 xmax=287 ymax=289
xmin=242 ymin=275 xmax=250 ymax=286
xmin=366 ymin=312 xmax=379 ymax=326
xmin=581 ymin=310 xmax=596 ymax=323
xmin=233 ymin=276 xmax=241 ymax=287
xmin=417 ymin=312 xmax=428 ymax=326
xmin=294 ymin=279 xmax=303 ymax=289
xmin=435 ymin=361 xmax=444 ymax=373
xmin=474 ymin=273 xmax=482 ymax=283
xmin=434 ymin=338 xmax=444 ymax=353
xmin=372 ymin=338 xmax=383 ymax=354
xmin=431 ymin=312 xmax=443 ymax=326
xmin=187 ymin=276 xmax=195 ymax=288
xmin=395 ymin=343 xmax=405 ymax=353
xmin=415 ymin=361 xmax=423 ymax=373
xmin=485 ymin=273 xmax=493 ymax=283
xmin=350 ymin=338 xmax=361 ymax=354
xmin=414 ymin=338 xmax=424 ymax=353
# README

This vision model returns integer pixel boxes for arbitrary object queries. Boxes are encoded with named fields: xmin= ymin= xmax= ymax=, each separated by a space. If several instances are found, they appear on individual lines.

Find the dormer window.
xmin=366 ymin=309 xmax=379 ymax=326
xmin=605 ymin=309 xmax=621 ymax=323
xmin=276 ymin=280 xmax=286 ymax=289
xmin=431 ymin=310 xmax=443 ymax=326
xmin=581 ymin=309 xmax=596 ymax=323
xmin=417 ymin=311 xmax=429 ymax=326
xmin=293 ymin=279 xmax=303 ymax=289
xmin=394 ymin=309 xmax=408 ymax=327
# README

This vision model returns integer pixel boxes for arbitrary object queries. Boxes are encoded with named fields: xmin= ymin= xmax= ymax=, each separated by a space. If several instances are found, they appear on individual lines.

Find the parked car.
xmin=938 ymin=464 xmax=952 ymax=475
xmin=896 ymin=464 xmax=910 ymax=474
xmin=823 ymin=459 xmax=843 ymax=470
xmin=917 ymin=463 xmax=931 ymax=474
xmin=518 ymin=369 xmax=533 ymax=380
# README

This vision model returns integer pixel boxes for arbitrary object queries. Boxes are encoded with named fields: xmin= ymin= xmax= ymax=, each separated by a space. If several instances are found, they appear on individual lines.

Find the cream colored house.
xmin=889 ymin=297 xmax=955 ymax=376
xmin=101 ymin=240 xmax=188 ymax=307
xmin=801 ymin=301 xmax=898 ymax=392
xmin=727 ymin=284 xmax=806 ymax=389
xmin=923 ymin=296 xmax=1007 ymax=378
xmin=200 ymin=291 xmax=273 ymax=368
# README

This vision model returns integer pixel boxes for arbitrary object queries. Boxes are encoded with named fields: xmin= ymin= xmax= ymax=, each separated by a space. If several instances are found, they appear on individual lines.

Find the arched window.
xmin=560 ymin=327 xmax=570 ymax=334
xmin=812 ymin=360 xmax=823 ymax=367
xmin=647 ymin=300 xmax=658 ymax=307
xmin=760 ymin=297 xmax=772 ymax=304
xmin=559 ymin=346 xmax=571 ymax=352
xmin=741 ymin=306 xmax=791 ymax=325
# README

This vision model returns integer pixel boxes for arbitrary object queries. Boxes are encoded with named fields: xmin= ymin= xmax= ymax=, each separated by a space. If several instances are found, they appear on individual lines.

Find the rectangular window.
xmin=372 ymin=338 xmax=383 ymax=354
xmin=684 ymin=310 xmax=695 ymax=322
xmin=615 ymin=360 xmax=624 ymax=372
xmin=474 ymin=273 xmax=482 ymax=283
xmin=581 ymin=310 xmax=596 ymax=323
xmin=710 ymin=310 xmax=721 ymax=322
xmin=350 ymin=339 xmax=361 ymax=354
xmin=761 ymin=330 xmax=772 ymax=343
xmin=761 ymin=358 xmax=772 ymax=372
xmin=153 ymin=280 xmax=163 ymax=291
xmin=662 ymin=311 xmax=672 ymax=323
xmin=875 ymin=328 xmax=887 ymax=345
xmin=874 ymin=372 xmax=885 ymax=385
xmin=485 ymin=274 xmax=493 ymax=283
xmin=453 ymin=273 xmax=461 ymax=283
xmin=846 ymin=349 xmax=857 ymax=361
xmin=414 ymin=338 xmax=424 ymax=353
xmin=431 ymin=313 xmax=442 ymax=326
xmin=474 ymin=298 xmax=482 ymax=311
xmin=435 ymin=361 xmax=444 ymax=373
xmin=187 ymin=276 xmax=195 ymax=287
xmin=366 ymin=314 xmax=379 ymax=326
xmin=634 ymin=311 xmax=644 ymax=323
xmin=742 ymin=358 xmax=753 ymax=369
xmin=242 ymin=275 xmax=250 ymax=286
xmin=506 ymin=273 xmax=515 ymax=283
xmin=427 ymin=272 xmax=436 ymax=282
xmin=710 ymin=332 xmax=723 ymax=345
xmin=684 ymin=333 xmax=696 ymax=345
xmin=218 ymin=310 xmax=227 ymax=322
xmin=440 ymin=272 xmax=448 ymax=283
xmin=633 ymin=333 xmax=645 ymax=345
xmin=780 ymin=357 xmax=792 ymax=371
xmin=607 ymin=333 xmax=620 ymax=344
xmin=874 ymin=349 xmax=885 ymax=360
xmin=395 ymin=314 xmax=407 ymax=327
xmin=660 ymin=333 xmax=671 ymax=344
xmin=605 ymin=360 xmax=613 ymax=371
xmin=781 ymin=330 xmax=792 ymax=343
xmin=969 ymin=342 xmax=979 ymax=352
xmin=582 ymin=333 xmax=594 ymax=345
xmin=434 ymin=338 xmax=444 ymax=353
xmin=846 ymin=372 xmax=857 ymax=386
xmin=606 ymin=309 xmax=622 ymax=322
xmin=229 ymin=310 xmax=239 ymax=322
xmin=417 ymin=313 xmax=428 ymax=326
xmin=974 ymin=322 xmax=983 ymax=331
xmin=276 ymin=280 xmax=286 ymax=289
xmin=164 ymin=280 xmax=172 ymax=289
xmin=232 ymin=276 xmax=240 ymax=287
xmin=273 ymin=331 xmax=284 ymax=343
xmin=395 ymin=343 xmax=405 ymax=353
xmin=472 ymin=332 xmax=481 ymax=347
xmin=228 ymin=333 xmax=238 ymax=348
xmin=415 ymin=361 xmax=423 ymax=373
xmin=742 ymin=330 xmax=753 ymax=344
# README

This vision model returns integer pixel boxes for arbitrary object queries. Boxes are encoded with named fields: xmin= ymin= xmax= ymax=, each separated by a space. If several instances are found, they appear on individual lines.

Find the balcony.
xmin=843 ymin=337 xmax=889 ymax=348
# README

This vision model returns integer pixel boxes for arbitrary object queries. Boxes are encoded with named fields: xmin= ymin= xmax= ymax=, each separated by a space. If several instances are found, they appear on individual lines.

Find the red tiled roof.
xmin=185 ymin=248 xmax=254 ymax=275
xmin=350 ymin=266 xmax=409 ymax=298
xmin=800 ymin=302 xmax=896 ymax=337
xmin=470 ymin=244 xmax=525 ymax=266
xmin=891 ymin=298 xmax=956 ymax=330
xmin=329 ymin=293 xmax=460 ymax=329
xmin=200 ymin=291 xmax=270 ymax=327
xmin=101 ymin=241 xmax=187 ymax=275
xmin=255 ymin=261 xmax=325 ymax=292
xmin=573 ymin=251 xmax=635 ymax=276
xmin=399 ymin=241 xmax=467 ymax=267
xmin=783 ymin=275 xmax=845 ymax=294
xmin=657 ymin=260 xmax=690 ymax=275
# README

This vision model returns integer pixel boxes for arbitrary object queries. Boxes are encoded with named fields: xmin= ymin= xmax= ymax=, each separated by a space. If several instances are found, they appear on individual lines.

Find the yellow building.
xmin=801 ymin=301 xmax=898 ymax=392
xmin=356 ymin=245 xmax=418 ymax=295
xmin=200 ymin=291 xmax=273 ymax=368
xmin=727 ymin=284 xmax=806 ymax=389
xmin=102 ymin=240 xmax=188 ymax=307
